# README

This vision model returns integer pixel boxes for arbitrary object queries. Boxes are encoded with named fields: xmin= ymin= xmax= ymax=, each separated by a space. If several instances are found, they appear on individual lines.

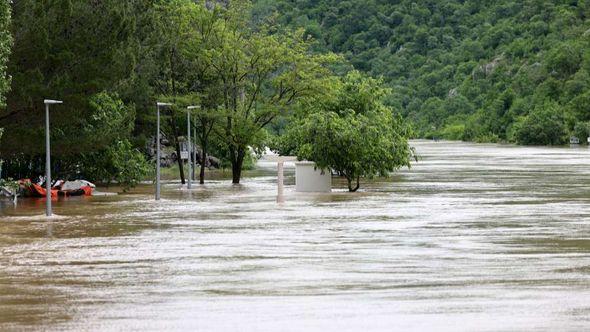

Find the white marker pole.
xmin=44 ymin=99 xmax=63 ymax=217
xmin=277 ymin=160 xmax=285 ymax=203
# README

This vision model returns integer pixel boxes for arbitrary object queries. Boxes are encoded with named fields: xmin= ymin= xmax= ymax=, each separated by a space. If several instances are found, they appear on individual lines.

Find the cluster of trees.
xmin=276 ymin=71 xmax=414 ymax=191
xmin=255 ymin=0 xmax=590 ymax=145
xmin=1 ymin=0 xmax=148 ymax=188
xmin=0 ymin=0 xmax=415 ymax=190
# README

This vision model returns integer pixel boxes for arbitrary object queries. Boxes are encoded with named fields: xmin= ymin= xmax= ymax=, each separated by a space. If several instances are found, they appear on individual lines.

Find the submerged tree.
xmin=194 ymin=104 xmax=222 ymax=185
xmin=206 ymin=1 xmax=337 ymax=183
xmin=141 ymin=0 xmax=228 ymax=185
xmin=279 ymin=71 xmax=415 ymax=192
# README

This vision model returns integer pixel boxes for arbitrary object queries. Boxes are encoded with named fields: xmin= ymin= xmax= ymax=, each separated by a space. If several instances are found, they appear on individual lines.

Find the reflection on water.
xmin=1 ymin=140 xmax=590 ymax=331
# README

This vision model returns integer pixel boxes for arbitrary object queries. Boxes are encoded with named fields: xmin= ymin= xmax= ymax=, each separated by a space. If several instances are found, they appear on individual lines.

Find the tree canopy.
xmin=278 ymin=71 xmax=414 ymax=191
xmin=0 ymin=0 xmax=11 ymax=108
xmin=1 ymin=0 xmax=373 ymax=187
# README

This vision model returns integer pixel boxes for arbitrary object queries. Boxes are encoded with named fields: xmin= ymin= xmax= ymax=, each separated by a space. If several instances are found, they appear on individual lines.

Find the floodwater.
xmin=1 ymin=140 xmax=590 ymax=331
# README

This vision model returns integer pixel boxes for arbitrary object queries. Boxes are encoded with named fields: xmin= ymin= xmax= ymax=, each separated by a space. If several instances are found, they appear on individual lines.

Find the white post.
xmin=45 ymin=103 xmax=51 ymax=216
xmin=156 ymin=104 xmax=161 ymax=200
xmin=277 ymin=160 xmax=285 ymax=203
xmin=186 ymin=107 xmax=192 ymax=190
xmin=43 ymin=99 xmax=62 ymax=217
xmin=193 ymin=122 xmax=197 ymax=181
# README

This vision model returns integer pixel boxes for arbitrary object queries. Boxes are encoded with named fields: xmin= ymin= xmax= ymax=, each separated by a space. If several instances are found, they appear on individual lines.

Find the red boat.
xmin=21 ymin=181 xmax=58 ymax=198
xmin=20 ymin=179 xmax=93 ymax=198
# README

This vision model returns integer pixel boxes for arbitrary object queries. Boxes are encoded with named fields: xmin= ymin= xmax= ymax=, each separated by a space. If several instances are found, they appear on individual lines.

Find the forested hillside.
xmin=253 ymin=0 xmax=590 ymax=144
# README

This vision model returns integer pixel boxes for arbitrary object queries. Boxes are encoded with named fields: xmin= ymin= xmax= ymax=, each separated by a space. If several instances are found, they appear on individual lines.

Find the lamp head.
xmin=44 ymin=99 xmax=63 ymax=105
xmin=157 ymin=102 xmax=173 ymax=107
xmin=187 ymin=106 xmax=200 ymax=110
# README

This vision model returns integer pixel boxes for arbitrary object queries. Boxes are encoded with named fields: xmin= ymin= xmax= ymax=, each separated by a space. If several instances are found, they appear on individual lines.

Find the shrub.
xmin=514 ymin=102 xmax=568 ymax=145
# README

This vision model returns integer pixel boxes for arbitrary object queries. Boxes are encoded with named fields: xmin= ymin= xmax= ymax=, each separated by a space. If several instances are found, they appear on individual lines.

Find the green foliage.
xmin=255 ymin=0 xmax=590 ymax=145
xmin=84 ymin=92 xmax=135 ymax=148
xmin=0 ymin=177 xmax=19 ymax=194
xmin=279 ymin=71 xmax=414 ymax=191
xmin=0 ymin=0 xmax=11 ymax=108
xmin=573 ymin=121 xmax=590 ymax=143
xmin=513 ymin=102 xmax=568 ymax=145
xmin=80 ymin=140 xmax=151 ymax=191
xmin=203 ymin=3 xmax=339 ymax=183
xmin=1 ymin=0 xmax=137 ymax=156
xmin=440 ymin=123 xmax=466 ymax=141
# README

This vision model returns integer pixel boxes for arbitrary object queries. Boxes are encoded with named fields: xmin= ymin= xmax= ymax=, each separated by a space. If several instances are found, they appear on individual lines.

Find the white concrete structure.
xmin=295 ymin=161 xmax=331 ymax=192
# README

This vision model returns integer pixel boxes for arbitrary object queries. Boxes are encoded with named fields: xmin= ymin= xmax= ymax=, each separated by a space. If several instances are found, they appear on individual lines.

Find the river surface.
xmin=1 ymin=140 xmax=590 ymax=331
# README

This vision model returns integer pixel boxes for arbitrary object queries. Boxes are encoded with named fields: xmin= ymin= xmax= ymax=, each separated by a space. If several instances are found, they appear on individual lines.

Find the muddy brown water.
xmin=1 ymin=140 xmax=590 ymax=331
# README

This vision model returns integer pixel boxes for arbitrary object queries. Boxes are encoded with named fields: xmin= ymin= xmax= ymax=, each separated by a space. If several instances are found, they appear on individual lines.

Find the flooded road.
xmin=1 ymin=140 xmax=590 ymax=331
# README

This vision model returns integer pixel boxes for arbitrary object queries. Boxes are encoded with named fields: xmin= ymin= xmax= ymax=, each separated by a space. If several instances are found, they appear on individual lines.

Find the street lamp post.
xmin=156 ymin=102 xmax=172 ymax=200
xmin=192 ymin=116 xmax=197 ymax=181
xmin=187 ymin=106 xmax=199 ymax=190
xmin=43 ymin=99 xmax=63 ymax=217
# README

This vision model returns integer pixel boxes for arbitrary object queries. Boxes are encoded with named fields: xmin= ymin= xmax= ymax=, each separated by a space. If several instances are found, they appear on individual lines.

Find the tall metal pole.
xmin=45 ymin=103 xmax=52 ymax=216
xmin=187 ymin=108 xmax=192 ymax=189
xmin=156 ymin=104 xmax=161 ymax=200
xmin=193 ymin=115 xmax=197 ymax=182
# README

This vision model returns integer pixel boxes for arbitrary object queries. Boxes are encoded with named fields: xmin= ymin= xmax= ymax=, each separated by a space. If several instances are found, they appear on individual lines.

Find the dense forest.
xmin=253 ymin=0 xmax=590 ymax=144
xmin=0 ymin=0 xmax=414 ymax=190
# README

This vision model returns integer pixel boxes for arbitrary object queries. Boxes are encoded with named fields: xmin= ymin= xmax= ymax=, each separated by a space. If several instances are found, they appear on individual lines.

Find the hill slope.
xmin=254 ymin=0 xmax=590 ymax=144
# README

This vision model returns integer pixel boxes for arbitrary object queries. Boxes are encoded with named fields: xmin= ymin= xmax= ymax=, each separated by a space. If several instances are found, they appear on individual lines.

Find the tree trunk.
xmin=231 ymin=147 xmax=245 ymax=184
xmin=169 ymin=47 xmax=185 ymax=185
xmin=347 ymin=175 xmax=360 ymax=192
xmin=169 ymin=114 xmax=185 ymax=185
xmin=199 ymin=142 xmax=206 ymax=185
xmin=175 ymin=139 xmax=185 ymax=185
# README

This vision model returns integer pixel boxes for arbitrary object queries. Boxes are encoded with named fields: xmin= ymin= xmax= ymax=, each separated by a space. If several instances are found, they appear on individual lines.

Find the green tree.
xmin=514 ymin=101 xmax=568 ymax=145
xmin=79 ymin=140 xmax=151 ymax=192
xmin=141 ymin=0 xmax=203 ymax=185
xmin=0 ymin=0 xmax=11 ymax=108
xmin=53 ymin=92 xmax=149 ymax=189
xmin=194 ymin=105 xmax=222 ymax=185
xmin=0 ymin=0 xmax=11 ymax=154
xmin=207 ymin=1 xmax=336 ymax=183
xmin=0 ymin=0 xmax=139 ymax=180
xmin=140 ymin=0 xmax=228 ymax=185
xmin=279 ymin=71 xmax=414 ymax=192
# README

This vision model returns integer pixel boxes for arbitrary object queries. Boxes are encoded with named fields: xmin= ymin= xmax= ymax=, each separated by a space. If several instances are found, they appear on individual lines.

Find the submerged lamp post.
xmin=156 ymin=102 xmax=173 ymax=200
xmin=192 ymin=118 xmax=197 ymax=182
xmin=44 ymin=99 xmax=63 ymax=217
xmin=186 ymin=106 xmax=200 ymax=189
